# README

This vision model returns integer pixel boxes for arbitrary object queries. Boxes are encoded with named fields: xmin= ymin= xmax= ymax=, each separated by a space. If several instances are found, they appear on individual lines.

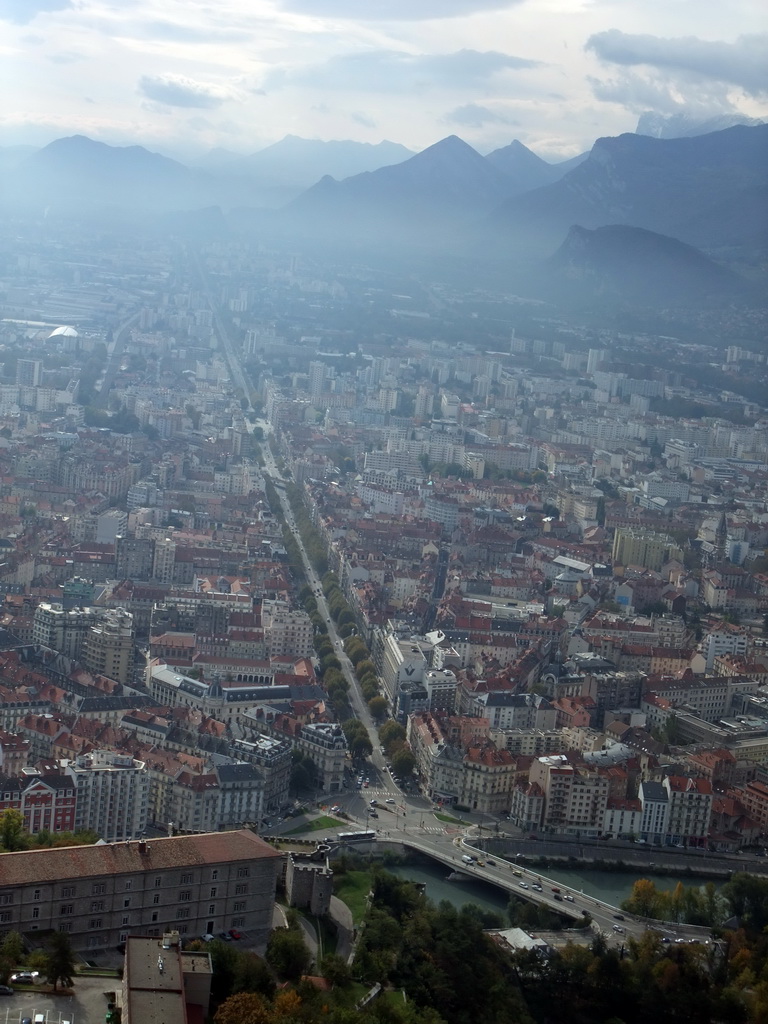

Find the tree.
xmin=379 ymin=720 xmax=406 ymax=749
xmin=214 ymin=992 xmax=271 ymax=1024
xmin=232 ymin=952 xmax=276 ymax=999
xmin=391 ymin=747 xmax=416 ymax=778
xmin=320 ymin=952 xmax=352 ymax=987
xmin=368 ymin=696 xmax=388 ymax=721
xmin=622 ymin=878 xmax=662 ymax=918
xmin=0 ymin=931 xmax=24 ymax=983
xmin=350 ymin=734 xmax=373 ymax=760
xmin=265 ymin=928 xmax=311 ymax=981
xmin=0 ymin=809 xmax=27 ymax=851
xmin=45 ymin=931 xmax=76 ymax=991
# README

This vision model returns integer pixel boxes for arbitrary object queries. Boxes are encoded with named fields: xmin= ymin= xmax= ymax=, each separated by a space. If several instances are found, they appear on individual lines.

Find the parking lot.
xmin=0 ymin=975 xmax=120 ymax=1024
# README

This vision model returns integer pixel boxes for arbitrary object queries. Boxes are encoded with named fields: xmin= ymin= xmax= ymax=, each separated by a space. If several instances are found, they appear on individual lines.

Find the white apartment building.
xmin=639 ymin=781 xmax=669 ymax=844
xmin=260 ymin=599 xmax=314 ymax=659
xmin=700 ymin=629 xmax=750 ymax=672
xmin=67 ymin=750 xmax=149 ymax=841
xmin=663 ymin=775 xmax=713 ymax=848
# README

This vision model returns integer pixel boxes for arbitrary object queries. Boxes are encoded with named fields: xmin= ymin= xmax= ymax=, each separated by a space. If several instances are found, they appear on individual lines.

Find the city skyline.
xmin=2 ymin=0 xmax=766 ymax=161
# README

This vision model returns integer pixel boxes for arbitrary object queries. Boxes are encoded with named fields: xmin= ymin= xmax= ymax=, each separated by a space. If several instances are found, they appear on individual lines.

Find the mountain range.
xmin=1 ymin=121 xmax=764 ymax=309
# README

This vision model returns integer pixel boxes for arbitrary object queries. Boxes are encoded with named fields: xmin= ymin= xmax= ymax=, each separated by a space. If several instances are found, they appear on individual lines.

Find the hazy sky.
xmin=3 ymin=0 xmax=766 ymax=159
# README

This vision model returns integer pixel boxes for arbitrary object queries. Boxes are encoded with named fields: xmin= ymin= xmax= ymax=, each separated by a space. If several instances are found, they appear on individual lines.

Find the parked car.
xmin=10 ymin=972 xmax=37 ymax=984
xmin=219 ymin=931 xmax=232 ymax=941
xmin=370 ymin=810 xmax=378 ymax=818
xmin=229 ymin=930 xmax=243 ymax=940
xmin=0 ymin=986 xmax=13 ymax=996
xmin=201 ymin=933 xmax=215 ymax=942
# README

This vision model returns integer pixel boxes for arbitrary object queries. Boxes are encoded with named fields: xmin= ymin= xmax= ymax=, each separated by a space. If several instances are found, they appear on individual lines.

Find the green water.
xmin=386 ymin=855 xmax=727 ymax=915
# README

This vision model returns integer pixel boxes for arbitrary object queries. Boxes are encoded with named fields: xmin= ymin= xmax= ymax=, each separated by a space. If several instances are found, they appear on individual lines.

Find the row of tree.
xmin=0 ymin=930 xmax=76 ymax=993
xmin=0 ymin=808 xmax=99 ymax=852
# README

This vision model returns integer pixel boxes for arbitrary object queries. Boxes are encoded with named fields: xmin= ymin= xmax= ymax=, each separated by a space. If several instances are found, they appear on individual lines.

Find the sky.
xmin=2 ymin=0 xmax=767 ymax=161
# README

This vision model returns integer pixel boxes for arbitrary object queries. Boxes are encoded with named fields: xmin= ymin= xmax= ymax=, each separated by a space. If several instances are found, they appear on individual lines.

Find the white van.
xmin=461 ymin=854 xmax=476 ymax=865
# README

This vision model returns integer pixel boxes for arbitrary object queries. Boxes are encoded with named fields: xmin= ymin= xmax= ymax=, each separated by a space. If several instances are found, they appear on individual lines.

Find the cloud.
xmin=444 ymin=103 xmax=520 ymax=127
xmin=275 ymin=0 xmax=517 ymax=20
xmin=587 ymin=30 xmax=768 ymax=97
xmin=265 ymin=48 xmax=540 ymax=93
xmin=138 ymin=74 xmax=234 ymax=110
xmin=137 ymin=20 xmax=248 ymax=44
xmin=0 ymin=0 xmax=72 ymax=23
xmin=587 ymin=71 xmax=738 ymax=117
xmin=351 ymin=112 xmax=378 ymax=129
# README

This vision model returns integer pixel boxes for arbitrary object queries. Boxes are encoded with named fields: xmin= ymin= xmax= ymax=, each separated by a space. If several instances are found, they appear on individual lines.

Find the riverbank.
xmin=475 ymin=836 xmax=756 ymax=880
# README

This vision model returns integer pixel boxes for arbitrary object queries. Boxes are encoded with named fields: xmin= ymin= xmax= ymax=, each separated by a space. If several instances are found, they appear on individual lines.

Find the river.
xmin=386 ymin=853 xmax=728 ymax=916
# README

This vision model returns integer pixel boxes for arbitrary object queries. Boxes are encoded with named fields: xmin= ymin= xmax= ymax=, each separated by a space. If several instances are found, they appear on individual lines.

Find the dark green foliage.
xmin=45 ymin=930 xmax=76 ymax=991
xmin=265 ymin=927 xmax=311 ymax=981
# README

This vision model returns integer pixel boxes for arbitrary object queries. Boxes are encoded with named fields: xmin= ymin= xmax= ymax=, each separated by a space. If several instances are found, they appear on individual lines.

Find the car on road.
xmin=330 ymin=805 xmax=342 ymax=813
xmin=612 ymin=925 xmax=624 ymax=934
xmin=486 ymin=859 xmax=496 ymax=866
xmin=564 ymin=894 xmax=575 ymax=902
xmin=531 ymin=884 xmax=543 ymax=892
xmin=512 ymin=869 xmax=523 ymax=877
xmin=553 ymin=894 xmax=563 ymax=901
xmin=613 ymin=914 xmax=625 ymax=921
xmin=370 ymin=810 xmax=378 ymax=818
xmin=385 ymin=798 xmax=396 ymax=804
xmin=363 ymin=781 xmax=369 ymax=788
xmin=519 ymin=881 xmax=529 ymax=889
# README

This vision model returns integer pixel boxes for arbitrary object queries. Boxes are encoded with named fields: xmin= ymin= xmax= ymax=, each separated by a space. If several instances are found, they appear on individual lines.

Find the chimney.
xmin=139 ymin=840 xmax=148 ymax=855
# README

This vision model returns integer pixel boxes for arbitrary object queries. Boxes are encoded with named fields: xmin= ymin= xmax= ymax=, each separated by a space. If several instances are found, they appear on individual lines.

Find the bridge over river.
xmin=327 ymin=831 xmax=714 ymax=945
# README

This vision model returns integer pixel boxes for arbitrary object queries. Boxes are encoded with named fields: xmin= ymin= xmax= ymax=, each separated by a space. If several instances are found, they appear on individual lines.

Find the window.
xmin=211 ymin=869 xmax=219 ymax=881
xmin=0 ymin=894 xmax=12 ymax=906
xmin=61 ymin=886 xmax=76 ymax=898
xmin=152 ymin=912 xmax=159 ymax=923
xmin=122 ymin=915 xmax=129 ymax=925
xmin=210 ymin=887 xmax=218 ymax=898
xmin=208 ymin=904 xmax=215 ymax=915
xmin=179 ymin=890 xmax=191 ymax=902
xmin=92 ymin=883 xmax=106 ymax=895
xmin=176 ymin=908 xmax=190 ymax=920
xmin=153 ymin=894 xmax=160 ymax=905
xmin=233 ymin=901 xmax=246 ymax=912
xmin=88 ymin=918 xmax=102 ymax=929
xmin=237 ymin=867 xmax=249 ymax=878
xmin=235 ymin=884 xmax=248 ymax=895
xmin=180 ymin=873 xmax=193 ymax=884
xmin=232 ymin=916 xmax=245 ymax=927
xmin=32 ymin=907 xmax=39 ymax=919
xmin=178 ymin=925 xmax=188 ymax=934
xmin=0 ymin=912 xmax=10 ymax=924
xmin=91 ymin=900 xmax=104 ymax=912
xmin=124 ymin=899 xmax=131 ymax=908
xmin=60 ymin=904 xmax=74 ymax=915
xmin=154 ymin=877 xmax=162 ymax=888
xmin=60 ymin=922 xmax=73 ymax=932
xmin=125 ymin=880 xmax=133 ymax=890
xmin=33 ymin=889 xmax=41 ymax=901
